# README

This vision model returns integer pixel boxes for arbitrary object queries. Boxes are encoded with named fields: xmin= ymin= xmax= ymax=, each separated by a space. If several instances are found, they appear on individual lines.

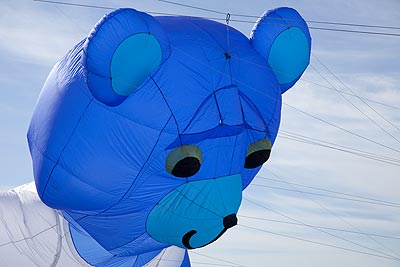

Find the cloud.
xmin=0 ymin=1 xmax=99 ymax=64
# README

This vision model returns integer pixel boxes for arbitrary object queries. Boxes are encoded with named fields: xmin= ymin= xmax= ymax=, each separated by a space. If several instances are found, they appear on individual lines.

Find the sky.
xmin=1 ymin=0 xmax=400 ymax=266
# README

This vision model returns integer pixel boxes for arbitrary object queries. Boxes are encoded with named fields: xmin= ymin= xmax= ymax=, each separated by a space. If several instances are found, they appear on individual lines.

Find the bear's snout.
xmin=146 ymin=174 xmax=242 ymax=249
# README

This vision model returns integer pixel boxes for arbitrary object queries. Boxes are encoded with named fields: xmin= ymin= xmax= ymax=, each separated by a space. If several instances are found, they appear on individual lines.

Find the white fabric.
xmin=144 ymin=246 xmax=185 ymax=267
xmin=0 ymin=182 xmax=89 ymax=267
xmin=0 ymin=183 xmax=185 ymax=267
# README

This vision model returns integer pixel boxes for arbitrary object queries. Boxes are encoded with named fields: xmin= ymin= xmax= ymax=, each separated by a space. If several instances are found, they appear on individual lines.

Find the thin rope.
xmin=278 ymin=134 xmax=400 ymax=167
xmin=260 ymin=170 xmax=400 ymax=258
xmin=309 ymin=63 xmax=400 ymax=145
xmin=283 ymin=102 xmax=400 ymax=155
xmin=191 ymin=251 xmax=247 ymax=267
xmin=256 ymin=174 xmax=400 ymax=206
xmin=250 ymin=184 xmax=400 ymax=208
xmin=239 ymin=215 xmax=400 ymax=240
xmin=243 ymin=198 xmax=400 ymax=260
xmin=313 ymin=54 xmax=400 ymax=133
xmin=239 ymin=224 xmax=400 ymax=261
xmin=34 ymin=0 xmax=400 ymax=37
xmin=280 ymin=130 xmax=400 ymax=163
xmin=158 ymin=0 xmax=400 ymax=31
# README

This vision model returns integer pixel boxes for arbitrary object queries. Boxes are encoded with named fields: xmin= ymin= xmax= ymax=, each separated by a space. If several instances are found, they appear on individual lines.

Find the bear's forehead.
xmin=111 ymin=16 xmax=280 ymax=136
xmin=156 ymin=16 xmax=253 ymax=61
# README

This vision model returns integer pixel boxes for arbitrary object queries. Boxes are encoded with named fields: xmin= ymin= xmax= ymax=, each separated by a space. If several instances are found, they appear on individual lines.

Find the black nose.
xmin=223 ymin=214 xmax=238 ymax=229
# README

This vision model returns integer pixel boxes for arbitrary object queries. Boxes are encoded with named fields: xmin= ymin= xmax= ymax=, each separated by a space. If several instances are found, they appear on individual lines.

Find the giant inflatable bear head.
xmin=28 ymin=7 xmax=311 ymax=266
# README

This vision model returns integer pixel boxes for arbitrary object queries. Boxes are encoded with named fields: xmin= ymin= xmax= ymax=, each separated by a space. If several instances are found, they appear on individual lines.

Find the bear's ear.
xmin=82 ymin=8 xmax=170 ymax=106
xmin=250 ymin=7 xmax=311 ymax=94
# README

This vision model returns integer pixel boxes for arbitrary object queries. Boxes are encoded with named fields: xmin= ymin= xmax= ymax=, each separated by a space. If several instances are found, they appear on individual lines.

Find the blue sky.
xmin=1 ymin=0 xmax=400 ymax=266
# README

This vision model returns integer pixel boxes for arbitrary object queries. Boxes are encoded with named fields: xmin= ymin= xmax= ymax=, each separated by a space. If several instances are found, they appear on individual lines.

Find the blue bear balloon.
xmin=27 ymin=7 xmax=311 ymax=267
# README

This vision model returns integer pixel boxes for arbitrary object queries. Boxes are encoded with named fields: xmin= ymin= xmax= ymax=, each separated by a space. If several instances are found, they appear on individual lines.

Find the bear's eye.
xmin=244 ymin=139 xmax=272 ymax=169
xmin=166 ymin=145 xmax=202 ymax=177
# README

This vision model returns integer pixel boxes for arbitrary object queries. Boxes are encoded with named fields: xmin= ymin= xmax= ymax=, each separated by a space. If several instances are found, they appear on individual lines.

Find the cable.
xmin=309 ymin=63 xmax=400 ymax=145
xmin=305 ymin=26 xmax=400 ymax=37
xmin=312 ymin=54 xmax=400 ymax=134
xmin=225 ymin=17 xmax=400 ymax=37
xmin=256 ymin=174 xmax=400 ymax=207
xmin=250 ymin=183 xmax=400 ymax=208
xmin=158 ymin=0 xmax=226 ymax=16
xmin=191 ymin=251 xmax=247 ymax=267
xmin=283 ymin=103 xmax=400 ymax=155
xmin=278 ymin=134 xmax=400 ymax=167
xmin=158 ymin=0 xmax=400 ymax=31
xmin=243 ymin=198 xmax=400 ymax=260
xmin=256 ymin=170 xmax=400 ymax=258
xmin=0 ymin=225 xmax=58 ymax=248
xmin=156 ymin=259 xmax=242 ymax=266
xmin=306 ymin=20 xmax=400 ymax=31
xmin=264 ymin=169 xmax=400 ymax=258
xmin=298 ymin=79 xmax=400 ymax=111
xmin=33 ymin=0 xmax=400 ymax=37
xmin=33 ymin=0 xmax=114 ymax=10
xmin=226 ymin=17 xmax=400 ymax=37
xmin=279 ymin=129 xmax=400 ymax=163
xmin=31 ymin=0 xmax=212 ymax=16
xmin=278 ymin=136 xmax=400 ymax=167
xmin=239 ymin=215 xmax=400 ymax=240
xmin=239 ymin=224 xmax=399 ymax=261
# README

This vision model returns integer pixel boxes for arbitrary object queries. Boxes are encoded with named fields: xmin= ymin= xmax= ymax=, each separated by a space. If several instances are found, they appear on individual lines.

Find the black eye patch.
xmin=166 ymin=145 xmax=202 ymax=178
xmin=244 ymin=139 xmax=272 ymax=169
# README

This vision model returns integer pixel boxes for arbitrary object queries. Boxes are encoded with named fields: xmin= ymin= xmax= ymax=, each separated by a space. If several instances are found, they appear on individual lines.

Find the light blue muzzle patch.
xmin=146 ymin=174 xmax=242 ymax=249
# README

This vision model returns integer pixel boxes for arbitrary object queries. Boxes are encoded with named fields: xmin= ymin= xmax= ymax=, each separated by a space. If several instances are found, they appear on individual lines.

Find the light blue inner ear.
xmin=111 ymin=33 xmax=162 ymax=96
xmin=268 ymin=27 xmax=309 ymax=85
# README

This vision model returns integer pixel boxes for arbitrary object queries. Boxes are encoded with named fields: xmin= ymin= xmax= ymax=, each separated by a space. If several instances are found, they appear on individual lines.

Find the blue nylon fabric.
xmin=67 ymin=213 xmax=162 ymax=267
xmin=83 ymin=8 xmax=170 ymax=106
xmin=181 ymin=250 xmax=191 ymax=267
xmin=27 ymin=7 xmax=311 ymax=267
xmin=250 ymin=7 xmax=312 ymax=93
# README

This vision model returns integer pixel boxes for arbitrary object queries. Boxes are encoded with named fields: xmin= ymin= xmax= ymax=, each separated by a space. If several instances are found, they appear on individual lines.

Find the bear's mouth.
xmin=182 ymin=229 xmax=226 ymax=249
xmin=182 ymin=214 xmax=238 ymax=249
